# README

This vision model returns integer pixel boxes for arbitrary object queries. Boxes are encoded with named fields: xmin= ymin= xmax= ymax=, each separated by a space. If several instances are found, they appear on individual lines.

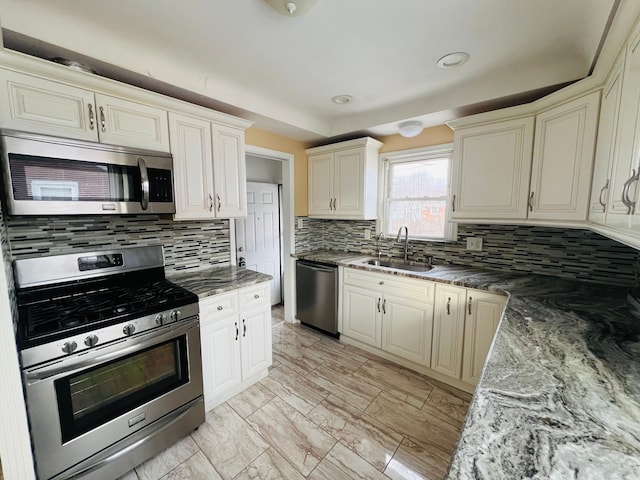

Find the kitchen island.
xmin=295 ymin=250 xmax=640 ymax=479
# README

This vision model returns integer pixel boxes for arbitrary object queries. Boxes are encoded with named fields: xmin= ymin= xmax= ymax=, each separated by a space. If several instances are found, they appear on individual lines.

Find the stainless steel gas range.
xmin=14 ymin=246 xmax=204 ymax=480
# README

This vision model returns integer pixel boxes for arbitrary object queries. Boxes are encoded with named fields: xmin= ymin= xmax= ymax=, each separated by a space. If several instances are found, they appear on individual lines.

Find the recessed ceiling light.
xmin=436 ymin=52 xmax=470 ymax=69
xmin=331 ymin=95 xmax=353 ymax=105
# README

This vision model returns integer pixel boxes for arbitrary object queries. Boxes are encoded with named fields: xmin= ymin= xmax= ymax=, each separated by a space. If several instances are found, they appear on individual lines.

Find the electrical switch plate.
xmin=297 ymin=218 xmax=304 ymax=229
xmin=364 ymin=228 xmax=371 ymax=240
xmin=466 ymin=237 xmax=483 ymax=251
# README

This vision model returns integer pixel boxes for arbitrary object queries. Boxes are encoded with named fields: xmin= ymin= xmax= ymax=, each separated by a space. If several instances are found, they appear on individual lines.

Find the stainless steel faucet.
xmin=376 ymin=232 xmax=385 ymax=263
xmin=396 ymin=225 xmax=409 ymax=261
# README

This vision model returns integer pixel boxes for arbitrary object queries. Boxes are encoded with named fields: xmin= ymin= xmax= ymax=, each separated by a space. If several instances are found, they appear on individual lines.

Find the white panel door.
xmin=95 ymin=94 xmax=169 ymax=151
xmin=462 ymin=291 xmax=505 ymax=386
xmin=589 ymin=54 xmax=624 ymax=225
xmin=308 ymin=153 xmax=334 ymax=216
xmin=240 ymin=306 xmax=272 ymax=379
xmin=235 ymin=182 xmax=282 ymax=305
xmin=169 ymin=113 xmax=215 ymax=220
xmin=529 ymin=91 xmax=600 ymax=221
xmin=0 ymin=69 xmax=98 ymax=141
xmin=381 ymin=293 xmax=433 ymax=366
xmin=431 ymin=284 xmax=466 ymax=379
xmin=342 ymin=284 xmax=382 ymax=348
xmin=212 ymin=123 xmax=247 ymax=217
xmin=451 ymin=117 xmax=534 ymax=219
xmin=333 ymin=148 xmax=364 ymax=216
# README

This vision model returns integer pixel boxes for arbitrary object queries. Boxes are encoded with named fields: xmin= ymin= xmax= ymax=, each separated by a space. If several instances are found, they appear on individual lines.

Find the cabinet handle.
xmin=451 ymin=195 xmax=456 ymax=212
xmin=528 ymin=191 xmax=534 ymax=212
xmin=217 ymin=305 xmax=223 ymax=311
xmin=468 ymin=296 xmax=472 ymax=315
xmin=333 ymin=198 xmax=337 ymax=210
xmin=209 ymin=194 xmax=213 ymax=212
xmin=598 ymin=179 xmax=609 ymax=213
xmin=329 ymin=199 xmax=333 ymax=210
xmin=217 ymin=194 xmax=222 ymax=211
xmin=623 ymin=169 xmax=640 ymax=214
xmin=382 ymin=299 xmax=386 ymax=314
xmin=242 ymin=319 xmax=247 ymax=337
xmin=235 ymin=322 xmax=239 ymax=341
xmin=254 ymin=294 xmax=260 ymax=299
xmin=377 ymin=298 xmax=381 ymax=313
xmin=99 ymin=106 xmax=106 ymax=132
xmin=446 ymin=297 xmax=451 ymax=315
xmin=88 ymin=104 xmax=95 ymax=130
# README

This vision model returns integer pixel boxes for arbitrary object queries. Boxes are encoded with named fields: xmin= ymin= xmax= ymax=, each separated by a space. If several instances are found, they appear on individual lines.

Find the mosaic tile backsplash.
xmin=295 ymin=218 xmax=640 ymax=286
xmin=5 ymin=215 xmax=231 ymax=273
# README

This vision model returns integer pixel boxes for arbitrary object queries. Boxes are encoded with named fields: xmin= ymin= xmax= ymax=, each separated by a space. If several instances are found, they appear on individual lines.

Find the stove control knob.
xmin=62 ymin=341 xmax=77 ymax=354
xmin=123 ymin=324 xmax=136 ymax=336
xmin=170 ymin=310 xmax=181 ymax=323
xmin=155 ymin=313 xmax=165 ymax=326
xmin=84 ymin=335 xmax=99 ymax=347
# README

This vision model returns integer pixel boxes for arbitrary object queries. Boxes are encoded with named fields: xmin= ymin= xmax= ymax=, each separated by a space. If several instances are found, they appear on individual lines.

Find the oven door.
xmin=23 ymin=319 xmax=203 ymax=480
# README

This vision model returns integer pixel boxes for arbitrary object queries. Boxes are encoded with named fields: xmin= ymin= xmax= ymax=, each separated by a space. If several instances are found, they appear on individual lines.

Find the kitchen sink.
xmin=365 ymin=259 xmax=433 ymax=272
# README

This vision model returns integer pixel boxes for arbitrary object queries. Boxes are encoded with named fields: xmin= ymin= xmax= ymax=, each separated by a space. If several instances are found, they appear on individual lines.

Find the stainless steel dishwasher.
xmin=296 ymin=259 xmax=339 ymax=337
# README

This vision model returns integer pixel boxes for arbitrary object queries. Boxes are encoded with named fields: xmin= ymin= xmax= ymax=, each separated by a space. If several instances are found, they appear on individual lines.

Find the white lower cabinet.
xmin=431 ymin=284 xmax=467 ymax=378
xmin=199 ymin=282 xmax=272 ymax=411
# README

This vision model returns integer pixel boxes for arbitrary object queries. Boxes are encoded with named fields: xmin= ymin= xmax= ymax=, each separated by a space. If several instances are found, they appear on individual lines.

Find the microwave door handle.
xmin=138 ymin=157 xmax=150 ymax=210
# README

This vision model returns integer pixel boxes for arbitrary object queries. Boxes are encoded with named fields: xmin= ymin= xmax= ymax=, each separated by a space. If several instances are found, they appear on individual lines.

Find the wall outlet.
xmin=297 ymin=218 xmax=304 ymax=229
xmin=466 ymin=237 xmax=483 ymax=251
xmin=364 ymin=228 xmax=371 ymax=240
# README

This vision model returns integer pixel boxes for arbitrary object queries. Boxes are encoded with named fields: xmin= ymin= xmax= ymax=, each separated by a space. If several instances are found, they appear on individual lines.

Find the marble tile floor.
xmin=271 ymin=303 xmax=285 ymax=328
xmin=120 ymin=322 xmax=471 ymax=480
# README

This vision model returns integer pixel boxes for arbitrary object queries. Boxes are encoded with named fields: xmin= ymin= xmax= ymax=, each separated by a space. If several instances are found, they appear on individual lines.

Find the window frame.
xmin=377 ymin=143 xmax=457 ymax=241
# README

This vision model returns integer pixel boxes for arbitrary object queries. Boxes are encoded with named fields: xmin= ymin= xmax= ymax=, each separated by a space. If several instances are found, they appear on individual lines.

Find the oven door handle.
xmin=138 ymin=157 xmax=150 ymax=211
xmin=24 ymin=319 xmax=199 ymax=382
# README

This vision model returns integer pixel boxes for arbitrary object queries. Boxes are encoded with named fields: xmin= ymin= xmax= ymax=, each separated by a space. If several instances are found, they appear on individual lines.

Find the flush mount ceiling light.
xmin=437 ymin=51 xmax=471 ymax=69
xmin=331 ymin=94 xmax=353 ymax=105
xmin=398 ymin=120 xmax=424 ymax=138
xmin=265 ymin=0 xmax=317 ymax=16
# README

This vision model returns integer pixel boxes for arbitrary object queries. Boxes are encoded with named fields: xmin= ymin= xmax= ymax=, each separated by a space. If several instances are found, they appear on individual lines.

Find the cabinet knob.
xmin=217 ymin=305 xmax=223 ymax=311
xmin=254 ymin=294 xmax=260 ymax=299
xmin=379 ymin=281 xmax=384 ymax=285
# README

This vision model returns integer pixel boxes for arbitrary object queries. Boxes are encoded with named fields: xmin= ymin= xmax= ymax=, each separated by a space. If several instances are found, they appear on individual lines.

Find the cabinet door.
xmin=212 ymin=123 xmax=247 ymax=218
xmin=608 ymin=28 xmax=640 ymax=228
xmin=461 ymin=291 xmax=505 ymax=386
xmin=95 ymin=94 xmax=170 ymax=151
xmin=589 ymin=54 xmax=625 ymax=225
xmin=431 ymin=284 xmax=466 ymax=379
xmin=381 ymin=293 xmax=433 ymax=366
xmin=169 ymin=113 xmax=216 ymax=220
xmin=529 ymin=91 xmax=600 ymax=221
xmin=342 ymin=283 xmax=382 ymax=348
xmin=200 ymin=313 xmax=242 ymax=411
xmin=451 ymin=117 xmax=534 ymax=219
xmin=333 ymin=148 xmax=365 ymax=217
xmin=308 ymin=153 xmax=334 ymax=217
xmin=0 ymin=69 xmax=98 ymax=141
xmin=240 ymin=306 xmax=272 ymax=379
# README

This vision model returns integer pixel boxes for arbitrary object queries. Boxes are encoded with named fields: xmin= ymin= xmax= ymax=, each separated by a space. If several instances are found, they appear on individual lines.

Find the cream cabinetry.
xmin=170 ymin=112 xmax=247 ymax=220
xmin=0 ymin=69 xmax=170 ymax=151
xmin=199 ymin=282 xmax=271 ymax=411
xmin=451 ymin=117 xmax=534 ymax=220
xmin=431 ymin=284 xmax=467 ymax=378
xmin=341 ymin=268 xmax=434 ymax=365
xmin=589 ymin=53 xmax=625 ymax=225
xmin=528 ymin=91 xmax=600 ymax=221
xmin=307 ymin=137 xmax=382 ymax=219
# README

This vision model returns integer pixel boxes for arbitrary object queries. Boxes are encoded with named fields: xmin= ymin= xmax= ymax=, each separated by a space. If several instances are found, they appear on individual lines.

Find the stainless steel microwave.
xmin=1 ymin=130 xmax=175 ymax=215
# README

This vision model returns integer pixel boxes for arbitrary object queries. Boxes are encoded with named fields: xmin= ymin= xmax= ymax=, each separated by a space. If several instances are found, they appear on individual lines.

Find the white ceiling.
xmin=0 ymin=0 xmax=620 ymax=142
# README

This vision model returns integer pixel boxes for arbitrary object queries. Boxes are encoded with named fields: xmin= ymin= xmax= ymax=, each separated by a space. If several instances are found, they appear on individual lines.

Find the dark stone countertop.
xmin=294 ymin=250 xmax=640 ymax=478
xmin=167 ymin=265 xmax=272 ymax=299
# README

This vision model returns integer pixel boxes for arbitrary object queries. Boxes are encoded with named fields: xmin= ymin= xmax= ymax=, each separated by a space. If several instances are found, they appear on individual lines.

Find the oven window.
xmin=55 ymin=337 xmax=189 ymax=442
xmin=9 ymin=153 xmax=141 ymax=202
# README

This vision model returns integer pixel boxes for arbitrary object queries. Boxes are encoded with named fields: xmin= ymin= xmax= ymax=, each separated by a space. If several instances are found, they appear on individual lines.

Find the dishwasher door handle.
xmin=298 ymin=262 xmax=335 ymax=273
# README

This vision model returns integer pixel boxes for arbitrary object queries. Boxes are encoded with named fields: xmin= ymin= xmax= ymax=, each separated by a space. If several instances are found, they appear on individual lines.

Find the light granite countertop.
xmin=167 ymin=265 xmax=272 ymax=298
xmin=295 ymin=250 xmax=640 ymax=479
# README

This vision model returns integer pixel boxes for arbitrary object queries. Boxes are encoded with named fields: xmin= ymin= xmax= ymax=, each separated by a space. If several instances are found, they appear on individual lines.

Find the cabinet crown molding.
xmin=306 ymin=136 xmax=383 ymax=154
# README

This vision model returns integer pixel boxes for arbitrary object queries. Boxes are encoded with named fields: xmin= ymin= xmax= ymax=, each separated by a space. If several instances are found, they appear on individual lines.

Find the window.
xmin=379 ymin=144 xmax=455 ymax=241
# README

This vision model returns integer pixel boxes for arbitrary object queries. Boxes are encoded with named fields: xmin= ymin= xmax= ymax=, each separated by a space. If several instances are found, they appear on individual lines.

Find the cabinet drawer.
xmin=239 ymin=282 xmax=270 ymax=309
xmin=343 ymin=268 xmax=434 ymax=302
xmin=200 ymin=291 xmax=239 ymax=322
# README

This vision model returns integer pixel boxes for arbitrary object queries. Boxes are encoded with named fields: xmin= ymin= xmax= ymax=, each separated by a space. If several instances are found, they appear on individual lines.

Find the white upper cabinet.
xmin=589 ymin=53 xmax=625 ymax=225
xmin=307 ymin=137 xmax=382 ymax=219
xmin=212 ymin=123 xmax=247 ymax=218
xmin=528 ymin=91 xmax=600 ymax=221
xmin=0 ymin=69 xmax=170 ymax=151
xmin=451 ymin=117 xmax=534 ymax=220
